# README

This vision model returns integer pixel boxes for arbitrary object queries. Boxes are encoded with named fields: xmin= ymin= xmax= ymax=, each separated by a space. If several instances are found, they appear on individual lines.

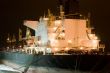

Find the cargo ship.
xmin=0 ymin=4 xmax=106 ymax=73
xmin=21 ymin=5 xmax=104 ymax=55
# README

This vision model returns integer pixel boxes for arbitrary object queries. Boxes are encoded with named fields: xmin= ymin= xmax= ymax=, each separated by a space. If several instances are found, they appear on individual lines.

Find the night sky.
xmin=0 ymin=0 xmax=110 ymax=51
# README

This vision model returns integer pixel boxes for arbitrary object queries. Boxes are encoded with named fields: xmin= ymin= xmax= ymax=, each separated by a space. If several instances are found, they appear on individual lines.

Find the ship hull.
xmin=0 ymin=51 xmax=109 ymax=73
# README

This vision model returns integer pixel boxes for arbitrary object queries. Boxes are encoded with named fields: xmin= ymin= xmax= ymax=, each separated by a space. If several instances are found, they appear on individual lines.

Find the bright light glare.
xmin=43 ymin=17 xmax=49 ymax=20
xmin=65 ymin=47 xmax=69 ymax=50
xmin=89 ymin=34 xmax=94 ymax=39
xmin=53 ymin=27 xmax=57 ymax=30
xmin=94 ymin=36 xmax=98 ymax=40
xmin=68 ymin=40 xmax=72 ymax=43
xmin=92 ymin=47 xmax=97 ymax=49
xmin=54 ymin=48 xmax=58 ymax=51
xmin=92 ymin=40 xmax=98 ymax=44
xmin=80 ymin=47 xmax=83 ymax=50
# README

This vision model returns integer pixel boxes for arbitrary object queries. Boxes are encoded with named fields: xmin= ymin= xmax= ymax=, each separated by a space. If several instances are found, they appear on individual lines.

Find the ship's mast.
xmin=60 ymin=5 xmax=64 ymax=30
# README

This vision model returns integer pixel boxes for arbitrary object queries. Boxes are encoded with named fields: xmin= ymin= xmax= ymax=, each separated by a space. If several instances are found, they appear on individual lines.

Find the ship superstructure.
xmin=22 ymin=6 xmax=104 ymax=54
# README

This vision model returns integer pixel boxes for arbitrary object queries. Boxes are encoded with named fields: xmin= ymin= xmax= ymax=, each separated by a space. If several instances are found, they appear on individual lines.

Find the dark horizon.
xmin=0 ymin=0 xmax=110 ymax=52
